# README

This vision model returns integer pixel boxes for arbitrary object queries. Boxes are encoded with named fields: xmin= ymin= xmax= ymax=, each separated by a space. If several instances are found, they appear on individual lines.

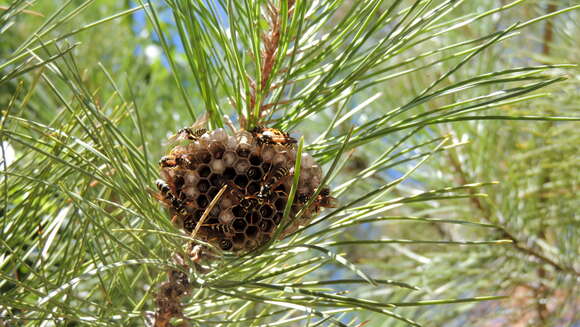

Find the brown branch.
xmin=153 ymin=185 xmax=230 ymax=326
xmin=446 ymin=152 xmax=579 ymax=277
xmin=153 ymin=255 xmax=192 ymax=327
xmin=247 ymin=1 xmax=295 ymax=124
xmin=542 ymin=4 xmax=557 ymax=56
xmin=533 ymin=3 xmax=561 ymax=323
xmin=260 ymin=99 xmax=293 ymax=111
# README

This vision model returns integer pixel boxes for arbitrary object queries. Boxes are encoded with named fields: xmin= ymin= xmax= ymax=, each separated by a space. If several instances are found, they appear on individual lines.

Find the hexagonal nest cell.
xmin=155 ymin=127 xmax=335 ymax=253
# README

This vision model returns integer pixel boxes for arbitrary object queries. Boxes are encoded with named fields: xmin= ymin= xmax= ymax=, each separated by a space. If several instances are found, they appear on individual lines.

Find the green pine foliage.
xmin=1 ymin=0 xmax=578 ymax=326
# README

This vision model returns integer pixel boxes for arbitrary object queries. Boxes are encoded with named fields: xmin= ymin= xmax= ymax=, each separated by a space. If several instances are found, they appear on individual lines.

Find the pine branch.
xmin=1 ymin=1 xmax=578 ymax=326
xmin=447 ymin=149 xmax=579 ymax=277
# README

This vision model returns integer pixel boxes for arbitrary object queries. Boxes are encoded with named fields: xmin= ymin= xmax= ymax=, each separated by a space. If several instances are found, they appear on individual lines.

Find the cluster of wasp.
xmin=155 ymin=126 xmax=336 ymax=253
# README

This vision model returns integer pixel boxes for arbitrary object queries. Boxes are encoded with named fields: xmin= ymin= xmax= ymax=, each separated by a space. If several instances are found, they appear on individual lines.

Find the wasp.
xmin=296 ymin=188 xmax=337 ymax=208
xmin=314 ymin=187 xmax=337 ymax=208
xmin=174 ymin=175 xmax=186 ymax=199
xmin=250 ymin=126 xmax=296 ymax=146
xmin=169 ymin=127 xmax=208 ymax=142
xmin=223 ymin=179 xmax=264 ymax=208
xmin=241 ymin=195 xmax=261 ymax=208
xmin=181 ymin=127 xmax=207 ymax=140
xmin=204 ymin=223 xmax=232 ymax=235
xmin=159 ymin=155 xmax=177 ymax=168
xmin=258 ymin=166 xmax=289 ymax=201
xmin=297 ymin=192 xmax=310 ymax=204
xmin=159 ymin=153 xmax=194 ymax=170
xmin=247 ymin=167 xmax=262 ymax=180
xmin=257 ymin=185 xmax=272 ymax=202
xmin=156 ymin=178 xmax=172 ymax=198
xmin=219 ymin=239 xmax=233 ymax=251
xmin=258 ymin=220 xmax=272 ymax=233
xmin=156 ymin=179 xmax=188 ymax=215
xmin=268 ymin=166 xmax=289 ymax=185
xmin=202 ymin=225 xmax=234 ymax=251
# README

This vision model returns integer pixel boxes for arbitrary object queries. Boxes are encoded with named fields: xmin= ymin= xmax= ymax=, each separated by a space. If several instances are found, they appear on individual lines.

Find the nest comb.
xmin=155 ymin=127 xmax=335 ymax=253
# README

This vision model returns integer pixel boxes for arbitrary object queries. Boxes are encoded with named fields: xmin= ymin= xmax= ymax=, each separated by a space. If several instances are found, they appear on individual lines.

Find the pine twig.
xmin=446 ymin=151 xmax=579 ymax=277
xmin=153 ymin=255 xmax=192 ymax=327
xmin=541 ymin=4 xmax=557 ymax=57
xmin=248 ymin=1 xmax=295 ymax=124
xmin=534 ymin=4 xmax=559 ymax=322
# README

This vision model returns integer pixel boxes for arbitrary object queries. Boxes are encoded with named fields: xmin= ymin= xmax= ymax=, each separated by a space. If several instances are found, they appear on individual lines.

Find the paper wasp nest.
xmin=156 ymin=127 xmax=335 ymax=253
